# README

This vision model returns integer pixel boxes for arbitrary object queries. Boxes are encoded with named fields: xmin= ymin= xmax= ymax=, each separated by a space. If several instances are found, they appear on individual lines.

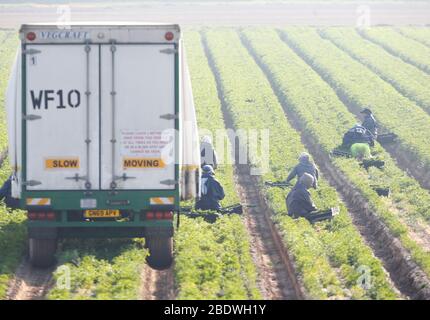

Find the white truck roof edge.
xmin=20 ymin=23 xmax=181 ymax=44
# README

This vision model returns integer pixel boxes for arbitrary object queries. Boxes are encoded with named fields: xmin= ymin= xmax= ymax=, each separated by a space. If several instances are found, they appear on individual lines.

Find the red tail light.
xmin=162 ymin=212 xmax=173 ymax=220
xmin=28 ymin=212 xmax=56 ymax=221
xmin=155 ymin=212 xmax=163 ymax=219
xmin=146 ymin=212 xmax=155 ymax=220
xmin=144 ymin=211 xmax=173 ymax=220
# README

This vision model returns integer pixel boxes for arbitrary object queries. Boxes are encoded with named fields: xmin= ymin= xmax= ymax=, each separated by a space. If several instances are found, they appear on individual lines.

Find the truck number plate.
xmin=84 ymin=210 xmax=120 ymax=218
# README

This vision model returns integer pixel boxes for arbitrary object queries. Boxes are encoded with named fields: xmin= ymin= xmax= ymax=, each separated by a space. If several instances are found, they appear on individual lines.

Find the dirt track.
xmin=1 ymin=2 xmax=430 ymax=29
xmin=140 ymin=265 xmax=175 ymax=300
xmin=6 ymin=260 xmax=54 ymax=300
xmin=202 ymin=32 xmax=304 ymax=300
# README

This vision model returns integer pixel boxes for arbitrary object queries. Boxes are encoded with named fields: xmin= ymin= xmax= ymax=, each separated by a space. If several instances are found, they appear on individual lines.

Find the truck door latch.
xmin=23 ymin=114 xmax=42 ymax=121
xmin=160 ymin=113 xmax=178 ymax=120
xmin=160 ymin=48 xmax=177 ymax=54
xmin=160 ymin=179 xmax=178 ymax=186
xmin=22 ymin=49 xmax=41 ymax=55
xmin=114 ymin=173 xmax=136 ymax=181
xmin=22 ymin=180 xmax=42 ymax=187
xmin=65 ymin=174 xmax=87 ymax=182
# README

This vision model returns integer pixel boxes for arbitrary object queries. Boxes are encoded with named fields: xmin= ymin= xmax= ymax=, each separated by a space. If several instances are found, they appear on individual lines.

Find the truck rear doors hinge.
xmin=160 ymin=113 xmax=178 ymax=120
xmin=22 ymin=180 xmax=42 ymax=187
xmin=22 ymin=49 xmax=41 ymax=55
xmin=160 ymin=179 xmax=178 ymax=186
xmin=23 ymin=114 xmax=42 ymax=121
xmin=160 ymin=48 xmax=177 ymax=54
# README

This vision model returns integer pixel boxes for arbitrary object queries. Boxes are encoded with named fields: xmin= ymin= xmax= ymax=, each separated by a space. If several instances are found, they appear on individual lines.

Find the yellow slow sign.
xmin=45 ymin=158 xmax=80 ymax=169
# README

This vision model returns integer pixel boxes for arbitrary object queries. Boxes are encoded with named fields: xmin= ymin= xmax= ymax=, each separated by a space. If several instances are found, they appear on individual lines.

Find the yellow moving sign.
xmin=45 ymin=158 xmax=80 ymax=169
xmin=123 ymin=158 xmax=165 ymax=169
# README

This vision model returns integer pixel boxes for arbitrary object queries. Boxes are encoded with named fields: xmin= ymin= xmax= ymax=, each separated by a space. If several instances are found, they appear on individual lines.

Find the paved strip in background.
xmin=0 ymin=2 xmax=430 ymax=28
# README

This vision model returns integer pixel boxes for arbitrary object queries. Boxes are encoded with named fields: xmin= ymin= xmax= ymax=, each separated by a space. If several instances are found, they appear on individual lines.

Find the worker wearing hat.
xmin=195 ymin=165 xmax=225 ymax=211
xmin=361 ymin=108 xmax=378 ymax=139
xmin=285 ymin=152 xmax=319 ymax=189
xmin=286 ymin=173 xmax=318 ymax=219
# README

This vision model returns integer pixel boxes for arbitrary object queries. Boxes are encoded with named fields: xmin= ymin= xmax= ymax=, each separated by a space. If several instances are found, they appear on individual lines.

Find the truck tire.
xmin=29 ymin=238 xmax=57 ymax=268
xmin=146 ymin=237 xmax=173 ymax=270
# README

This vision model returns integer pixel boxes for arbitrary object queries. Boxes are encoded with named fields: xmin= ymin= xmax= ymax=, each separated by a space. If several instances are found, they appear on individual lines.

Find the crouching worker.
xmin=286 ymin=173 xmax=334 ymax=223
xmin=195 ymin=165 xmax=225 ymax=211
xmin=286 ymin=152 xmax=319 ymax=189
xmin=0 ymin=175 xmax=20 ymax=209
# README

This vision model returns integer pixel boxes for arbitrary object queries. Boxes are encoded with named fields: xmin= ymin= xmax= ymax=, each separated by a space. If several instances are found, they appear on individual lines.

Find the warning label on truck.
xmin=123 ymin=158 xmax=166 ymax=169
xmin=120 ymin=130 xmax=173 ymax=169
xmin=45 ymin=158 xmax=80 ymax=169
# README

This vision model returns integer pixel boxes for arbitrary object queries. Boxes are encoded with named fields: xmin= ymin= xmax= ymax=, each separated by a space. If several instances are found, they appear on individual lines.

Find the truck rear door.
xmin=25 ymin=44 xmax=100 ymax=190
xmin=100 ymin=44 xmax=177 ymax=190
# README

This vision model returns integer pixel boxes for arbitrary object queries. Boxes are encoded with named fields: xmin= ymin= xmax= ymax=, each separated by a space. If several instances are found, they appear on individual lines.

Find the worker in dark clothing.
xmin=195 ymin=165 xmax=225 ymax=211
xmin=361 ymin=108 xmax=378 ymax=139
xmin=342 ymin=124 xmax=374 ymax=148
xmin=286 ymin=173 xmax=317 ymax=219
xmin=0 ymin=175 xmax=20 ymax=209
xmin=286 ymin=173 xmax=336 ymax=223
xmin=200 ymin=136 xmax=218 ymax=170
xmin=286 ymin=152 xmax=319 ymax=189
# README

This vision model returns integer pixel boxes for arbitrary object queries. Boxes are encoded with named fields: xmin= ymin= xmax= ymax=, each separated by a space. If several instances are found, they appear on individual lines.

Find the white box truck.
xmin=6 ymin=23 xmax=200 ymax=269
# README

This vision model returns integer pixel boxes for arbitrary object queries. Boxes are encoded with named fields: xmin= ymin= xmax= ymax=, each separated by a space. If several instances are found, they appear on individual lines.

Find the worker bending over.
xmin=286 ymin=173 xmax=317 ymax=220
xmin=342 ymin=124 xmax=374 ymax=148
xmin=200 ymin=136 xmax=218 ymax=170
xmin=286 ymin=152 xmax=319 ymax=189
xmin=0 ymin=175 xmax=19 ymax=209
xmin=286 ymin=173 xmax=336 ymax=223
xmin=195 ymin=165 xmax=225 ymax=211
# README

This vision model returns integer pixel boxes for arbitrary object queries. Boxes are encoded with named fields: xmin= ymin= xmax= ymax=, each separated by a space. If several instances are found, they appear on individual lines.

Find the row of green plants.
xmin=359 ymin=27 xmax=430 ymax=75
xmin=0 ymin=31 xmax=18 ymax=154
xmin=174 ymin=31 xmax=261 ymax=300
xmin=280 ymin=27 xmax=430 ymax=194
xmin=0 ymin=31 xmax=27 ymax=300
xmin=0 ymin=160 xmax=26 ymax=299
xmin=319 ymin=27 xmax=430 ymax=115
xmin=204 ymin=28 xmax=398 ymax=300
xmin=241 ymin=28 xmax=430 ymax=281
xmin=48 ymin=240 xmax=148 ymax=299
xmin=396 ymin=27 xmax=430 ymax=48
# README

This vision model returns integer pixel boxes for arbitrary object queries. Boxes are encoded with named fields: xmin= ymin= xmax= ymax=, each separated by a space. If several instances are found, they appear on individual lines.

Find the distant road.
xmin=1 ymin=2 xmax=430 ymax=29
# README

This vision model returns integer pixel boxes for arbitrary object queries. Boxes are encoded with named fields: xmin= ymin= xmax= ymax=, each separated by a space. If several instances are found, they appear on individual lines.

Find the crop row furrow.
xmin=319 ymin=28 xmax=430 ymax=116
xmin=204 ymin=29 xmax=398 ymax=300
xmin=241 ymin=28 xmax=430 ymax=299
xmin=359 ymin=28 xmax=430 ymax=75
xmin=280 ymin=27 xmax=430 ymax=193
xmin=174 ymin=31 xmax=261 ymax=301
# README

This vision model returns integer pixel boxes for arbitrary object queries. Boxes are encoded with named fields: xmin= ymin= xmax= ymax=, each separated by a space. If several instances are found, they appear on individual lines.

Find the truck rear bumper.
xmin=28 ymin=226 xmax=174 ymax=239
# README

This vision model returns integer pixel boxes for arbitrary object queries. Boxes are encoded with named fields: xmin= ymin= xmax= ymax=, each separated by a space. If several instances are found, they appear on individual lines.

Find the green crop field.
xmin=1 ymin=26 xmax=430 ymax=300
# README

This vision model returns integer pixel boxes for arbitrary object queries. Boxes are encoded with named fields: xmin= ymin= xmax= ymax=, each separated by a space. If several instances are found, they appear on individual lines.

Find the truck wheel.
xmin=29 ymin=238 xmax=57 ymax=268
xmin=146 ymin=237 xmax=173 ymax=270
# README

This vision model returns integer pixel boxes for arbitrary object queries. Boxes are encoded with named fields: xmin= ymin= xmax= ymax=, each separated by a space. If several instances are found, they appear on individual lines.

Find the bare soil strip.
xmin=202 ymin=33 xmax=304 ymax=300
xmin=241 ymin=32 xmax=430 ymax=299
xmin=317 ymin=30 xmax=430 ymax=191
xmin=140 ymin=265 xmax=175 ymax=300
xmin=6 ymin=259 xmax=54 ymax=300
